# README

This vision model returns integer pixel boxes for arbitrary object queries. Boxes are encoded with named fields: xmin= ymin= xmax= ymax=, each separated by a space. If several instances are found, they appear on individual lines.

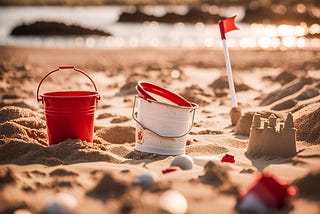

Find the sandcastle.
xmin=247 ymin=113 xmax=296 ymax=157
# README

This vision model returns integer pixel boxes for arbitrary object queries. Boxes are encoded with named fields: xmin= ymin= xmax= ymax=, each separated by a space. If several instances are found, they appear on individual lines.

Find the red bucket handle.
xmin=36 ymin=65 xmax=100 ymax=103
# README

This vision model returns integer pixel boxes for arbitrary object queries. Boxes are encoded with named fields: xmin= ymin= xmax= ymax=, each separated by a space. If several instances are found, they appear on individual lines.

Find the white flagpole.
xmin=222 ymin=39 xmax=238 ymax=108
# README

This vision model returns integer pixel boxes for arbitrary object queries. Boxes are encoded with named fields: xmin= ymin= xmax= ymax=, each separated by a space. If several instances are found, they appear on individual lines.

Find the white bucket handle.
xmin=132 ymin=95 xmax=197 ymax=138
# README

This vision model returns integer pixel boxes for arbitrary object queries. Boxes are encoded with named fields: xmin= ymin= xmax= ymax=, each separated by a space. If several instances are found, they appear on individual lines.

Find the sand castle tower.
xmin=247 ymin=113 xmax=296 ymax=157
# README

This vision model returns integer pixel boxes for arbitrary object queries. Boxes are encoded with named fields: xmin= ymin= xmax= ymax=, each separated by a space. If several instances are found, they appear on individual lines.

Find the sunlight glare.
xmin=258 ymin=37 xmax=272 ymax=48
xmin=297 ymin=38 xmax=306 ymax=48
xmin=204 ymin=38 xmax=214 ymax=47
xmin=85 ymin=37 xmax=96 ymax=48
xmin=171 ymin=69 xmax=180 ymax=79
xmin=296 ymin=4 xmax=307 ymax=14
xmin=294 ymin=26 xmax=306 ymax=36
xmin=309 ymin=24 xmax=320 ymax=34
xmin=277 ymin=25 xmax=294 ymax=37
xmin=195 ymin=22 xmax=205 ymax=31
xmin=282 ymin=37 xmax=296 ymax=48
xmin=271 ymin=38 xmax=281 ymax=48
xmin=265 ymin=25 xmax=277 ymax=37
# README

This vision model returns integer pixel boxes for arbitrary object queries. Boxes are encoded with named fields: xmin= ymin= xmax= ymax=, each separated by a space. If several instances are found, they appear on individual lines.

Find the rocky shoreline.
xmin=11 ymin=21 xmax=112 ymax=36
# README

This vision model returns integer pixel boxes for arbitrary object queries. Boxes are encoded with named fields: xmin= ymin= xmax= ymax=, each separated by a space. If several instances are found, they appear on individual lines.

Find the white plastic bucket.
xmin=132 ymin=95 xmax=198 ymax=155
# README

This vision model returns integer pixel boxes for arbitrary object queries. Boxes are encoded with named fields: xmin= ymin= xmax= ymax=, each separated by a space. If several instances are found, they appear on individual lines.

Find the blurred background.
xmin=0 ymin=0 xmax=319 ymax=49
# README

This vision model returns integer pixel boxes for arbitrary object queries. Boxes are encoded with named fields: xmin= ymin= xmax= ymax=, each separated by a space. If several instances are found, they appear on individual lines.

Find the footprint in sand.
xmin=179 ymin=85 xmax=213 ymax=106
xmin=87 ymin=173 xmax=128 ymax=200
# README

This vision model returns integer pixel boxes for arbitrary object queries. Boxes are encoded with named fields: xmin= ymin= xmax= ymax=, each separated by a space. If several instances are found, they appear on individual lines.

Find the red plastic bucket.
xmin=37 ymin=66 xmax=100 ymax=145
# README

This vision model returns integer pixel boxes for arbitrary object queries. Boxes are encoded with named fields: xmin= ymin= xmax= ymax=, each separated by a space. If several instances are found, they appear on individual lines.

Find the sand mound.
xmin=271 ymin=99 xmax=298 ymax=111
xmin=49 ymin=169 xmax=78 ymax=177
xmin=209 ymin=76 xmax=251 ymax=97
xmin=199 ymin=161 xmax=228 ymax=186
xmin=295 ymin=108 xmax=320 ymax=143
xmin=0 ymin=106 xmax=47 ymax=145
xmin=125 ymin=150 xmax=167 ymax=161
xmin=198 ymin=161 xmax=237 ymax=194
xmin=96 ymin=113 xmax=131 ymax=123
xmin=179 ymin=85 xmax=212 ymax=106
xmin=96 ymin=113 xmax=115 ymax=119
xmin=0 ymin=120 xmax=47 ymax=146
xmin=273 ymin=70 xmax=298 ymax=85
xmin=87 ymin=173 xmax=128 ymax=201
xmin=260 ymin=77 xmax=313 ymax=106
xmin=0 ymin=168 xmax=16 ymax=188
xmin=111 ymin=116 xmax=131 ymax=124
xmin=293 ymin=170 xmax=320 ymax=197
xmin=118 ymin=81 xmax=138 ymax=96
xmin=189 ymin=130 xmax=224 ymax=135
xmin=186 ymin=143 xmax=228 ymax=155
xmin=12 ymin=117 xmax=46 ymax=129
xmin=108 ymin=144 xmax=134 ymax=157
xmin=0 ymin=139 xmax=123 ymax=166
xmin=0 ymin=121 xmax=29 ymax=138
xmin=297 ymin=87 xmax=319 ymax=100
xmin=0 ymin=106 xmax=37 ymax=123
xmin=95 ymin=126 xmax=135 ymax=144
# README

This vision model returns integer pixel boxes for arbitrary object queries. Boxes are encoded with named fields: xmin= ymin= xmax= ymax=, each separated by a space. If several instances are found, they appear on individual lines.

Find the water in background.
xmin=0 ymin=6 xmax=319 ymax=49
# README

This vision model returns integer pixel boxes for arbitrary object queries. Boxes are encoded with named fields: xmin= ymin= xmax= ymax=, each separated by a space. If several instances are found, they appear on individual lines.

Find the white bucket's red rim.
xmin=136 ymin=81 xmax=193 ymax=107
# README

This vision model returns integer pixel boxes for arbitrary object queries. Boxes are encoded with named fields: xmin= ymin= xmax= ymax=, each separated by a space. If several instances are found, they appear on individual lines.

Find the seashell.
xmin=46 ymin=193 xmax=78 ymax=214
xmin=159 ymin=190 xmax=188 ymax=214
xmin=13 ymin=210 xmax=32 ymax=214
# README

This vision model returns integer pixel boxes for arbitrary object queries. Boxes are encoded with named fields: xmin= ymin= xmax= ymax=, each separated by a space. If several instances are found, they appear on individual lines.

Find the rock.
xmin=170 ymin=154 xmax=194 ymax=170
xmin=133 ymin=173 xmax=158 ymax=187
xmin=11 ymin=21 xmax=112 ymax=36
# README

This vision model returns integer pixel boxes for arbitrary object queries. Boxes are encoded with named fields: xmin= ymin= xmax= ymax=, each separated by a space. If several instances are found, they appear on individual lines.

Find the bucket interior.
xmin=41 ymin=91 xmax=99 ymax=99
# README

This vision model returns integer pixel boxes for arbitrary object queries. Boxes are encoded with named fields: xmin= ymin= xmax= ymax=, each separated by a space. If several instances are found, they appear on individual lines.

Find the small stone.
xmin=170 ymin=154 xmax=194 ymax=170
xmin=133 ymin=173 xmax=158 ymax=187
xmin=230 ymin=107 xmax=242 ymax=126
xmin=159 ymin=190 xmax=188 ymax=214
xmin=46 ymin=193 xmax=78 ymax=214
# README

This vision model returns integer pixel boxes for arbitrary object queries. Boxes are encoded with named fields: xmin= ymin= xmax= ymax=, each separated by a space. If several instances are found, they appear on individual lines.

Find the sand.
xmin=0 ymin=45 xmax=319 ymax=214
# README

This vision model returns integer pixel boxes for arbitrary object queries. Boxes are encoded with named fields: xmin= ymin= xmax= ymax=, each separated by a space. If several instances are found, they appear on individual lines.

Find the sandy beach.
xmin=0 ymin=45 xmax=319 ymax=214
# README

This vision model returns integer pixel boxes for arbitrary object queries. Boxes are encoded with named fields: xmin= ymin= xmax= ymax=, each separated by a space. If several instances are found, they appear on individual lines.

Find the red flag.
xmin=218 ymin=15 xmax=239 ymax=40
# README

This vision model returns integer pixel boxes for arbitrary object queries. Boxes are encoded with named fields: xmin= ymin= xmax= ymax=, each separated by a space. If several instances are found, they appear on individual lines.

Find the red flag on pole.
xmin=218 ymin=15 xmax=239 ymax=40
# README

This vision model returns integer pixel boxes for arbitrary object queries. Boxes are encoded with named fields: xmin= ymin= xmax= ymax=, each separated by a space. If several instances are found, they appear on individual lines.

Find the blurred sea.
xmin=0 ymin=6 xmax=319 ymax=49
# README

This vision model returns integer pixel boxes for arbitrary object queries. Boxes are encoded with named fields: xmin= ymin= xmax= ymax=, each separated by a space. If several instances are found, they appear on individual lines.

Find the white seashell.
xmin=170 ymin=154 xmax=194 ymax=170
xmin=159 ymin=190 xmax=188 ymax=214
xmin=133 ymin=172 xmax=158 ymax=186
xmin=13 ymin=210 xmax=32 ymax=214
xmin=46 ymin=193 xmax=78 ymax=214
